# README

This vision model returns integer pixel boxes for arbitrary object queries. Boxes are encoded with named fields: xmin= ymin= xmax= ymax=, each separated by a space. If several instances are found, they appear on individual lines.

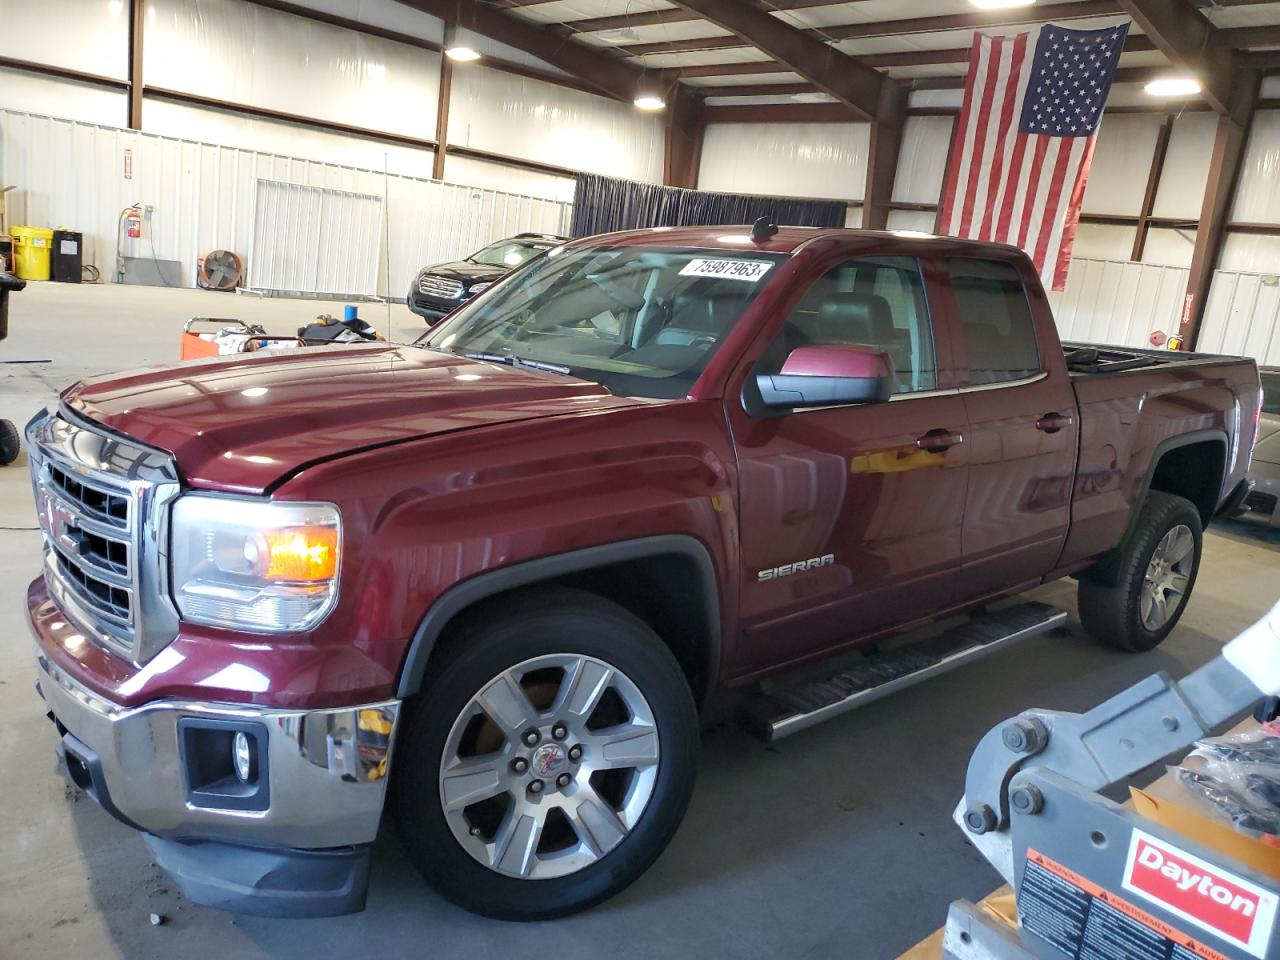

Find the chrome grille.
xmin=418 ymin=274 xmax=465 ymax=300
xmin=47 ymin=462 xmax=130 ymax=528
xmin=53 ymin=544 xmax=131 ymax=624
xmin=27 ymin=407 xmax=181 ymax=663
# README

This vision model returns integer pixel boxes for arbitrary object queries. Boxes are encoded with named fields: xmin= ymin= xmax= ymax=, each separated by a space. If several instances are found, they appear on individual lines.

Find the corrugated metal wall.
xmin=1200 ymin=269 xmax=1280 ymax=366
xmin=250 ymin=180 xmax=385 ymax=297
xmin=1048 ymin=257 xmax=1280 ymax=367
xmin=0 ymin=109 xmax=571 ymax=296
xmin=1048 ymin=258 xmax=1190 ymax=348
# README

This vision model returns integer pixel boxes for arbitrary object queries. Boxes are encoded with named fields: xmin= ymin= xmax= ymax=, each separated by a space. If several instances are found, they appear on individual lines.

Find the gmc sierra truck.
xmin=26 ymin=226 xmax=1262 ymax=921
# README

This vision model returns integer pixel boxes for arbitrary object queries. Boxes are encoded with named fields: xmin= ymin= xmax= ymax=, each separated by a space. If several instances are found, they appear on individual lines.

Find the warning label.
xmin=1019 ymin=849 xmax=1233 ymax=960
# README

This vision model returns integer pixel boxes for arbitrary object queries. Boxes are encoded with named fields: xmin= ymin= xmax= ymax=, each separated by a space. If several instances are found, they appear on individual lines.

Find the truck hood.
xmin=63 ymin=343 xmax=638 ymax=493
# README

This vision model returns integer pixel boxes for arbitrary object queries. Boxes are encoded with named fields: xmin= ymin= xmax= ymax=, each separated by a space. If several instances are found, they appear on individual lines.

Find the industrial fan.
xmin=197 ymin=249 xmax=243 ymax=291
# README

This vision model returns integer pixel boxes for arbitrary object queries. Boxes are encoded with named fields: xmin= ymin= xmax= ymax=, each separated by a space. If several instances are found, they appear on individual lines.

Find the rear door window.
xmin=946 ymin=259 xmax=1041 ymax=385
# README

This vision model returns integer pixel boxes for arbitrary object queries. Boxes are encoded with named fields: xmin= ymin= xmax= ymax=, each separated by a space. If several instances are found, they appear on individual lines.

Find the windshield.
xmin=1264 ymin=371 xmax=1280 ymax=415
xmin=422 ymin=245 xmax=784 ymax=399
xmin=468 ymin=239 xmax=557 ymax=269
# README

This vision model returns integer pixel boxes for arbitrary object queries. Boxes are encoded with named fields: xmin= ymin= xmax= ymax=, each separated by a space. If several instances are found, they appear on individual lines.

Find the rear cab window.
xmin=946 ymin=258 xmax=1042 ymax=386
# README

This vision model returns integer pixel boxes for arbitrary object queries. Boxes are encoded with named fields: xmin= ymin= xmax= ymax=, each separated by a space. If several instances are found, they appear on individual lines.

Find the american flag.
xmin=937 ymin=22 xmax=1130 ymax=291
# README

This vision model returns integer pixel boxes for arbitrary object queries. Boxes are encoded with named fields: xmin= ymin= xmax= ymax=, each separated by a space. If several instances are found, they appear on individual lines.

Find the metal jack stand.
xmin=946 ymin=601 xmax=1280 ymax=960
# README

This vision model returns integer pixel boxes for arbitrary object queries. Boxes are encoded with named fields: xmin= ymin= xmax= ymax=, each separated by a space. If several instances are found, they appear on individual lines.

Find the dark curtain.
xmin=569 ymin=173 xmax=847 ymax=238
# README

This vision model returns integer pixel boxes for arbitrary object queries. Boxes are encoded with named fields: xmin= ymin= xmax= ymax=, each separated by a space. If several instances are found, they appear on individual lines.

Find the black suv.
xmin=406 ymin=233 xmax=566 ymax=323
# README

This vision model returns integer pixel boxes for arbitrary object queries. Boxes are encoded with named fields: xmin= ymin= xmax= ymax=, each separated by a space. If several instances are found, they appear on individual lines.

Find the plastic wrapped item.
xmin=1173 ymin=722 xmax=1280 ymax=840
xmin=1192 ymin=721 xmax=1280 ymax=765
xmin=1174 ymin=766 xmax=1280 ymax=837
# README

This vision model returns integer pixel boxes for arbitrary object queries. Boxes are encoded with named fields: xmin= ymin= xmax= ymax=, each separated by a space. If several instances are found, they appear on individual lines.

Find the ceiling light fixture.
xmin=634 ymin=95 xmax=666 ymax=111
xmin=969 ymin=0 xmax=1035 ymax=9
xmin=445 ymin=46 xmax=481 ymax=63
xmin=1144 ymin=76 xmax=1202 ymax=97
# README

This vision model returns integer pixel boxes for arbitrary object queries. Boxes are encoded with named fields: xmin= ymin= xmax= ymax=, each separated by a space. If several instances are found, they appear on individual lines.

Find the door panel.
xmin=731 ymin=395 xmax=971 ymax=675
xmin=725 ymin=253 xmax=968 ymax=678
xmin=943 ymin=258 xmax=1079 ymax=595
xmin=960 ymin=376 xmax=1079 ymax=589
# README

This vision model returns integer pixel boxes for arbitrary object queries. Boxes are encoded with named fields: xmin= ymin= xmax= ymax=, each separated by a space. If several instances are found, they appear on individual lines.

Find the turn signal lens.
xmin=172 ymin=496 xmax=342 ymax=633
xmin=263 ymin=526 xmax=339 ymax=581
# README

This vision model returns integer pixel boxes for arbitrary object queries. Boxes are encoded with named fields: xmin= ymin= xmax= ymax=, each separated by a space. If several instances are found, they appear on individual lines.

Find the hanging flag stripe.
xmin=937 ymin=21 xmax=1129 ymax=291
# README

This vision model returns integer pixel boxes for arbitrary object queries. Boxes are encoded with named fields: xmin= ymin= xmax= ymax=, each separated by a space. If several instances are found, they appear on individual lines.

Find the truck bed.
xmin=1055 ymin=341 xmax=1260 ymax=571
xmin=1062 ymin=341 xmax=1251 ymax=376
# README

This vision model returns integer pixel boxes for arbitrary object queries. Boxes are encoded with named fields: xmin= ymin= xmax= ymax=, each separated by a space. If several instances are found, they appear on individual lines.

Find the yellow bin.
xmin=11 ymin=225 xmax=54 ymax=281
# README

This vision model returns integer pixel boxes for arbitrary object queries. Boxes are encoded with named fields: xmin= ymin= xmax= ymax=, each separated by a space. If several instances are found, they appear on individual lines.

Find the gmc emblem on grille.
xmin=49 ymin=503 xmax=83 ymax=555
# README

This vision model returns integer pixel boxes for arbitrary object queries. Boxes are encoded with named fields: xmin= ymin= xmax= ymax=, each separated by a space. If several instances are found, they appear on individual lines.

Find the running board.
xmin=737 ymin=602 xmax=1069 ymax=742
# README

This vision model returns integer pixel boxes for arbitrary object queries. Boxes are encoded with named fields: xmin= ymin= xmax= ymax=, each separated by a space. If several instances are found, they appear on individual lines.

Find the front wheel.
xmin=1078 ymin=491 xmax=1203 ymax=652
xmin=394 ymin=588 xmax=698 ymax=920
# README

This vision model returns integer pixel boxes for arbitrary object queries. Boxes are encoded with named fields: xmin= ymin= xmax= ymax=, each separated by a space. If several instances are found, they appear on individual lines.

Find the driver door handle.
xmin=916 ymin=429 xmax=965 ymax=453
xmin=1035 ymin=412 xmax=1075 ymax=434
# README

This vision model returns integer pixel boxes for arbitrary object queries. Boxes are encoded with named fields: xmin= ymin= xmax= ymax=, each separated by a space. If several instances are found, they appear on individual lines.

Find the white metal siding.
xmin=0 ymin=109 xmax=570 ymax=296
xmin=1200 ymin=269 xmax=1280 ymax=366
xmin=250 ymin=180 xmax=384 ymax=297
xmin=1048 ymin=258 xmax=1190 ymax=348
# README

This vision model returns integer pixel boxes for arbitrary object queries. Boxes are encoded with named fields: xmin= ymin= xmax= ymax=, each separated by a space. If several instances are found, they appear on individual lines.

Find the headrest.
xmin=671 ymin=288 xmax=745 ymax=332
xmin=814 ymin=292 xmax=894 ymax=344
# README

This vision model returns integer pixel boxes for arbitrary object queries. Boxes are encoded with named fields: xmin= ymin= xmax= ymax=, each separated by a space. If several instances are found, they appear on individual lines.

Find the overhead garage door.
xmin=249 ymin=179 xmax=384 ymax=298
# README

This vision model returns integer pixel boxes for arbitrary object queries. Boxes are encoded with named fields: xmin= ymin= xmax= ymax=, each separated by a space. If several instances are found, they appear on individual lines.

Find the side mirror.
xmin=756 ymin=344 xmax=893 ymax=408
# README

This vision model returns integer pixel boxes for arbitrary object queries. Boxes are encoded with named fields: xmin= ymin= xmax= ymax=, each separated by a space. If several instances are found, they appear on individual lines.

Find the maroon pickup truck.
xmin=26 ymin=226 xmax=1262 ymax=921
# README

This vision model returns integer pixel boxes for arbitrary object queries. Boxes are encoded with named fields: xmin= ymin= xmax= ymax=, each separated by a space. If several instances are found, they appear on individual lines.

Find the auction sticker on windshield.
xmin=679 ymin=259 xmax=774 ymax=282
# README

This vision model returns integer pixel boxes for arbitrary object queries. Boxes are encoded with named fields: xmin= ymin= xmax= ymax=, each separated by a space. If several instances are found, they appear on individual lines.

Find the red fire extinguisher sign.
xmin=124 ymin=148 xmax=133 ymax=181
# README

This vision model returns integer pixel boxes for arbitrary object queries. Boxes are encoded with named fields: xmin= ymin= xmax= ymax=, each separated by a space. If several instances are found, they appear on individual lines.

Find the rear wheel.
xmin=394 ymin=589 xmax=698 ymax=920
xmin=1078 ymin=491 xmax=1203 ymax=652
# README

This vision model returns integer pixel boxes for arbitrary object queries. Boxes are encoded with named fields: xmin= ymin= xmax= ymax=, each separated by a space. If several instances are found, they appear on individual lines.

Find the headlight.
xmin=468 ymin=281 xmax=493 ymax=295
xmin=171 ymin=495 xmax=341 ymax=633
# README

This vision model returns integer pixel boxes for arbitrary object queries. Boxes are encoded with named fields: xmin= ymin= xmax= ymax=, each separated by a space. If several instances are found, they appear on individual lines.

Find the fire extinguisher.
xmin=116 ymin=203 xmax=144 ymax=283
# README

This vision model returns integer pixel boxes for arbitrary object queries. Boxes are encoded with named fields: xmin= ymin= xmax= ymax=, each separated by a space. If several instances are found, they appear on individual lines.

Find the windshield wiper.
xmin=462 ymin=352 xmax=573 ymax=377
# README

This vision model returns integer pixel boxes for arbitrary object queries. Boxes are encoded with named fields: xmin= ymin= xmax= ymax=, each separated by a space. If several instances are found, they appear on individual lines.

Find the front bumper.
xmin=406 ymin=290 xmax=468 ymax=322
xmin=35 ymin=647 xmax=400 ymax=915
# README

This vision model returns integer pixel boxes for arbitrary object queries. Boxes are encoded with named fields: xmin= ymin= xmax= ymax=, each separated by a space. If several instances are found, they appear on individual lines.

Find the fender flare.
xmin=395 ymin=535 xmax=722 ymax=703
xmin=1119 ymin=428 xmax=1228 ymax=547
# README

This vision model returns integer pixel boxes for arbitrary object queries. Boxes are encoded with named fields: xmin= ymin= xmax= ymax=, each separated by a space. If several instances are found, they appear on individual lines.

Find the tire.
xmin=394 ymin=587 xmax=698 ymax=920
xmin=1078 ymin=491 xmax=1203 ymax=652
xmin=0 ymin=420 xmax=19 ymax=466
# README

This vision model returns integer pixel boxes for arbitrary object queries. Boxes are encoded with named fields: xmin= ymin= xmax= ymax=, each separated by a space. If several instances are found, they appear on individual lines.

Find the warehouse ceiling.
xmin=468 ymin=0 xmax=1280 ymax=113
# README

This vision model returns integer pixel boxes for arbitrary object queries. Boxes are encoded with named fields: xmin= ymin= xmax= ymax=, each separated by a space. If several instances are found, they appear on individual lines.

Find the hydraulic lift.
xmin=934 ymin=600 xmax=1280 ymax=960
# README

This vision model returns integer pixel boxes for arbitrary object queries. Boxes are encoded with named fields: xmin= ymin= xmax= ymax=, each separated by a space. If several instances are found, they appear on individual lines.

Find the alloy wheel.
xmin=438 ymin=653 xmax=660 ymax=880
xmin=1140 ymin=523 xmax=1194 ymax=631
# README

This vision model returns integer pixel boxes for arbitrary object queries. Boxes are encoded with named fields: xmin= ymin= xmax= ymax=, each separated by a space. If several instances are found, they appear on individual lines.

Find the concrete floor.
xmin=1 ymin=280 xmax=1277 ymax=959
